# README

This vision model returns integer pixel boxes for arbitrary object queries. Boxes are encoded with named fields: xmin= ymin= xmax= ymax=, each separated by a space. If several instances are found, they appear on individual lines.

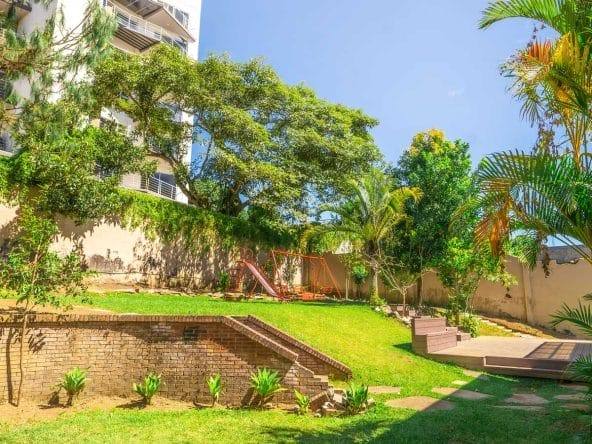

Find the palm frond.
xmin=480 ymin=0 xmax=565 ymax=32
xmin=564 ymin=354 xmax=592 ymax=387
xmin=550 ymin=300 xmax=592 ymax=337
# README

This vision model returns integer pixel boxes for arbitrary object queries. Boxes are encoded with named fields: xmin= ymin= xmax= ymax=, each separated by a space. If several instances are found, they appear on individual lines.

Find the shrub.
xmin=344 ymin=382 xmax=369 ymax=415
xmin=207 ymin=374 xmax=223 ymax=406
xmin=250 ymin=368 xmax=285 ymax=407
xmin=133 ymin=373 xmax=162 ymax=406
xmin=217 ymin=272 xmax=231 ymax=292
xmin=57 ymin=367 xmax=87 ymax=407
xmin=460 ymin=314 xmax=480 ymax=337
xmin=294 ymin=390 xmax=311 ymax=415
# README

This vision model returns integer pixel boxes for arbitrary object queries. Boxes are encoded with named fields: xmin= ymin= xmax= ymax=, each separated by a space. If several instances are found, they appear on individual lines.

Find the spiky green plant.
xmin=249 ymin=368 xmax=285 ymax=407
xmin=343 ymin=382 xmax=369 ymax=415
xmin=551 ymin=297 xmax=592 ymax=393
xmin=57 ymin=367 xmax=88 ymax=407
xmin=207 ymin=374 xmax=223 ymax=406
xmin=133 ymin=373 xmax=162 ymax=406
xmin=294 ymin=390 xmax=311 ymax=415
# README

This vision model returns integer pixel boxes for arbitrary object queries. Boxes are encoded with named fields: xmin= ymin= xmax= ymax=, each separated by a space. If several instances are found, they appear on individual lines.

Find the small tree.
xmin=307 ymin=168 xmax=420 ymax=305
xmin=0 ymin=205 xmax=86 ymax=406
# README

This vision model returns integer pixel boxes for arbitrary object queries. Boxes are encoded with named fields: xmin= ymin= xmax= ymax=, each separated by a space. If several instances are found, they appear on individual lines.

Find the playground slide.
xmin=243 ymin=261 xmax=280 ymax=298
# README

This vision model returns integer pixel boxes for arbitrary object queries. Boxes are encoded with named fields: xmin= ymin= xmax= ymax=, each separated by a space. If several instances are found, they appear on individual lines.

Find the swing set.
xmin=230 ymin=249 xmax=343 ymax=301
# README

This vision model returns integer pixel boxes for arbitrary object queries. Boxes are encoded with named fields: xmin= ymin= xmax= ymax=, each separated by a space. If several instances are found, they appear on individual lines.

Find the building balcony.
xmin=0 ymin=1 xmax=31 ymax=22
xmin=104 ymin=1 xmax=193 ymax=53
xmin=121 ymin=173 xmax=178 ymax=200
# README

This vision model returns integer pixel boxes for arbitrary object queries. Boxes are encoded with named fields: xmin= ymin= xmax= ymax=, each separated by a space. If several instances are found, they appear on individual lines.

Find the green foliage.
xmin=0 ymin=205 xmax=86 ymax=308
xmin=133 ymin=373 xmax=162 ymax=406
xmin=121 ymin=190 xmax=297 ymax=252
xmin=293 ymin=390 xmax=311 ymax=415
xmin=565 ymin=355 xmax=592 ymax=394
xmin=216 ymin=273 xmax=230 ymax=293
xmin=93 ymin=47 xmax=382 ymax=222
xmin=307 ymin=168 xmax=421 ymax=302
xmin=343 ymin=382 xmax=369 ymax=415
xmin=351 ymin=265 xmax=369 ymax=286
xmin=249 ymin=368 xmax=285 ymax=407
xmin=207 ymin=374 xmax=223 ymax=406
xmin=459 ymin=314 xmax=480 ymax=338
xmin=57 ymin=367 xmax=88 ymax=407
xmin=393 ymin=130 xmax=473 ymax=297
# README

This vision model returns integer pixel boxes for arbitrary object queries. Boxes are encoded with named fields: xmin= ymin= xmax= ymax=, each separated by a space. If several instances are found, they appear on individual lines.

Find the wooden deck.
xmin=427 ymin=336 xmax=592 ymax=380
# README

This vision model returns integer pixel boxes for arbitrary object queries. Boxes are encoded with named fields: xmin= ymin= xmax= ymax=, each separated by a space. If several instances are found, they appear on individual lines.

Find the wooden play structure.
xmin=229 ymin=249 xmax=342 ymax=301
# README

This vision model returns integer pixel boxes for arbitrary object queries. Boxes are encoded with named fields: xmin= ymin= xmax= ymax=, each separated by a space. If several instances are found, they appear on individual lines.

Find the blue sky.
xmin=198 ymin=0 xmax=543 ymax=165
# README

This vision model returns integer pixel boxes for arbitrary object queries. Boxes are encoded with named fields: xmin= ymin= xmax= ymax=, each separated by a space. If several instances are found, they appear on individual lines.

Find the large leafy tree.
xmin=392 ymin=129 xmax=472 ymax=302
xmin=307 ymin=168 xmax=421 ymax=305
xmin=0 ymin=0 xmax=149 ymax=406
xmin=92 ymin=47 xmax=382 ymax=221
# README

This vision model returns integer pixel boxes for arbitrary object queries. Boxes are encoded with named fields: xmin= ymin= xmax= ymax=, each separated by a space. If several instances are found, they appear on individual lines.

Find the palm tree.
xmin=477 ymin=1 xmax=592 ymax=386
xmin=307 ymin=168 xmax=421 ymax=305
xmin=472 ymin=151 xmax=592 ymax=263
xmin=481 ymin=0 xmax=592 ymax=164
xmin=551 ymin=294 xmax=592 ymax=386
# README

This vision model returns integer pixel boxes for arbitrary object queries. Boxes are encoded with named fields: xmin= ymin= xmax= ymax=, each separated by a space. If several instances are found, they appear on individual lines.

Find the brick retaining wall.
xmin=0 ymin=314 xmax=333 ymax=406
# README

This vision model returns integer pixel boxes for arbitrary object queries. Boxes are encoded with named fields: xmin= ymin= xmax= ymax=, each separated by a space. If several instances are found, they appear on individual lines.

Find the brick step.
xmin=457 ymin=332 xmax=472 ymax=341
xmin=231 ymin=316 xmax=352 ymax=380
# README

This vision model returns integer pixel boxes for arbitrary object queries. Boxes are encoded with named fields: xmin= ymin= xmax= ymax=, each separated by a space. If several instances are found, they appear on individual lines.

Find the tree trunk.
xmin=15 ymin=313 xmax=28 ymax=407
xmin=416 ymin=275 xmax=423 ymax=306
xmin=369 ymin=264 xmax=380 ymax=305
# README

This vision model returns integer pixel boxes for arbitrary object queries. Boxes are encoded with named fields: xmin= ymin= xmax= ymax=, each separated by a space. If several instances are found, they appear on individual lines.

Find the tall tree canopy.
xmin=392 ymin=129 xmax=472 ymax=300
xmin=92 ymin=46 xmax=382 ymax=221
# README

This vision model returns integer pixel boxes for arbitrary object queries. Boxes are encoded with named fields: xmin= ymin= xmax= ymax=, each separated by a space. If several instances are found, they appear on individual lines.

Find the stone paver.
xmin=452 ymin=380 xmax=468 ymax=386
xmin=385 ymin=396 xmax=455 ymax=412
xmin=554 ymin=393 xmax=586 ymax=401
xmin=504 ymin=394 xmax=549 ymax=405
xmin=561 ymin=403 xmax=590 ymax=412
xmin=559 ymin=384 xmax=588 ymax=392
xmin=368 ymin=386 xmax=402 ymax=395
xmin=463 ymin=369 xmax=489 ymax=380
xmin=433 ymin=387 xmax=493 ymax=400
xmin=495 ymin=405 xmax=545 ymax=412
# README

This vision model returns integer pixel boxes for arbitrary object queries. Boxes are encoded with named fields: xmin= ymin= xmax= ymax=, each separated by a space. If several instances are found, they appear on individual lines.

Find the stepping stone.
xmin=554 ymin=393 xmax=586 ymax=401
xmin=452 ymin=380 xmax=468 ymax=386
xmin=368 ymin=386 xmax=401 ymax=395
xmin=504 ymin=394 xmax=549 ymax=405
xmin=560 ymin=384 xmax=588 ymax=392
xmin=463 ymin=370 xmax=489 ymax=381
xmin=495 ymin=405 xmax=545 ymax=412
xmin=385 ymin=396 xmax=455 ymax=412
xmin=433 ymin=387 xmax=493 ymax=400
xmin=560 ymin=403 xmax=590 ymax=412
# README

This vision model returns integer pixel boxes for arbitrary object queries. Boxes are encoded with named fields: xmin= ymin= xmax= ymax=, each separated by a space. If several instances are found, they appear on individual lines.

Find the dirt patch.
xmin=0 ymin=299 xmax=113 ymax=315
xmin=480 ymin=315 xmax=573 ymax=339
xmin=0 ymin=396 xmax=195 ymax=425
xmin=554 ymin=393 xmax=586 ymax=401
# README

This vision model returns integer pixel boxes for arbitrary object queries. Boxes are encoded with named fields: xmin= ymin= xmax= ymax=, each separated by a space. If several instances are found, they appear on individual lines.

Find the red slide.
xmin=243 ymin=260 xmax=281 ymax=299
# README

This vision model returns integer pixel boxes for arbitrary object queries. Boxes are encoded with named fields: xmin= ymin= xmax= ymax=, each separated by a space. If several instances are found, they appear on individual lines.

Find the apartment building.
xmin=0 ymin=0 xmax=202 ymax=203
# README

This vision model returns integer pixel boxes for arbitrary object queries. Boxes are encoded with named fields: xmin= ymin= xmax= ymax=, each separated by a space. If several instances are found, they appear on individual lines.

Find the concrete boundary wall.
xmin=320 ymin=253 xmax=592 ymax=338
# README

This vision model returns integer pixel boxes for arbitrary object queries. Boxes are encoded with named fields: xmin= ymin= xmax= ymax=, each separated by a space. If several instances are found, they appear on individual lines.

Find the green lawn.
xmin=0 ymin=292 xmax=589 ymax=443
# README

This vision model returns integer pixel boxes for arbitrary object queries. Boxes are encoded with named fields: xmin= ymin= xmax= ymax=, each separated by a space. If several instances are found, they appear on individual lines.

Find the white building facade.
xmin=0 ymin=0 xmax=202 ymax=203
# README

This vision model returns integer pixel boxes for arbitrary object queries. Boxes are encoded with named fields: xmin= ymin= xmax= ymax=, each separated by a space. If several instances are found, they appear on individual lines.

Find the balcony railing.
xmin=105 ymin=1 xmax=188 ymax=53
xmin=123 ymin=173 xmax=177 ymax=200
